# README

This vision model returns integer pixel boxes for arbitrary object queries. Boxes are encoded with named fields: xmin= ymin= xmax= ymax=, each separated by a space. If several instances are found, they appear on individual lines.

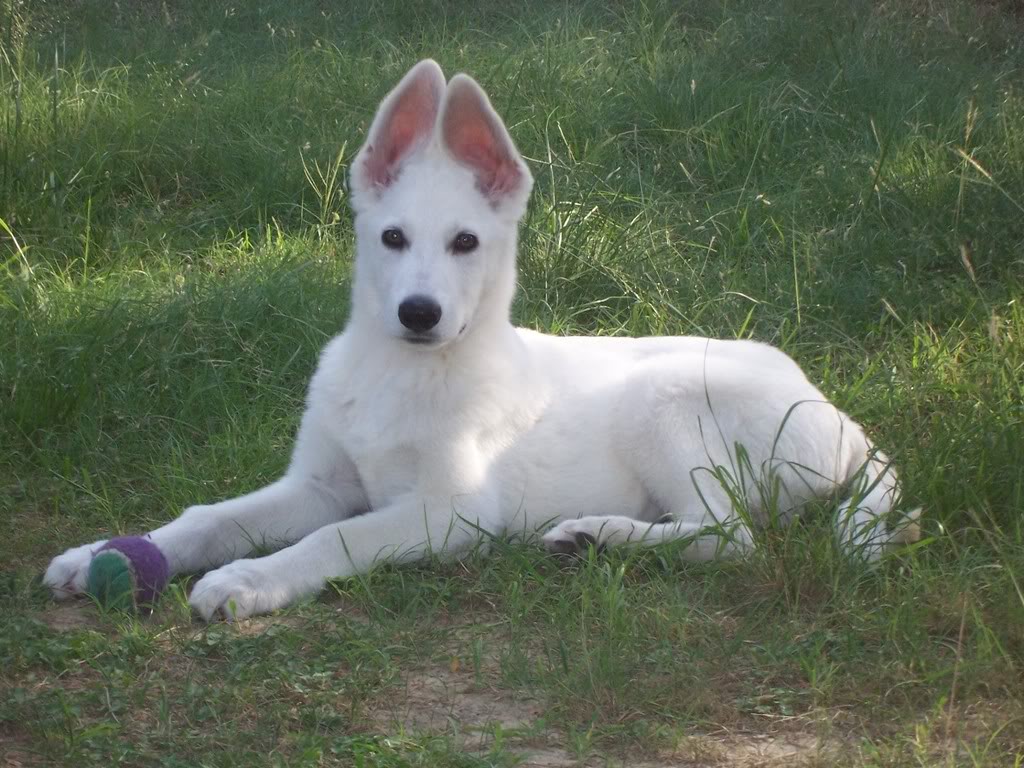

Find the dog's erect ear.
xmin=441 ymin=74 xmax=533 ymax=213
xmin=351 ymin=60 xmax=446 ymax=203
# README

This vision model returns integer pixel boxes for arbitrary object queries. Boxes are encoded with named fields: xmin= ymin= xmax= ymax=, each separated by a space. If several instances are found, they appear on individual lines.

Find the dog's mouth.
xmin=401 ymin=325 xmax=468 ymax=348
xmin=403 ymin=333 xmax=438 ymax=346
xmin=402 ymin=324 xmax=468 ymax=348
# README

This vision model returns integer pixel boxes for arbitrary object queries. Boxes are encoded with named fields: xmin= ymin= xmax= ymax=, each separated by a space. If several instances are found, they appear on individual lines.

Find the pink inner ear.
xmin=444 ymin=95 xmax=521 ymax=202
xmin=362 ymin=78 xmax=441 ymax=188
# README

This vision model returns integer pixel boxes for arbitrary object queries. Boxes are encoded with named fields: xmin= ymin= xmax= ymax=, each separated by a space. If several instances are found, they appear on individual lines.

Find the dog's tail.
xmin=835 ymin=446 xmax=921 ymax=560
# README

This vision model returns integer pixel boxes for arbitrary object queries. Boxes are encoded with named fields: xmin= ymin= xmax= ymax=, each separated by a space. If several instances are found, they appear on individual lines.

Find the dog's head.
xmin=348 ymin=60 xmax=533 ymax=349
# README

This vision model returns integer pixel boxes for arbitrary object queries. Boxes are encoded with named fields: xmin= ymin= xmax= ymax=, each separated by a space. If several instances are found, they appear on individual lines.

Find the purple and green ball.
xmin=86 ymin=536 xmax=169 ymax=612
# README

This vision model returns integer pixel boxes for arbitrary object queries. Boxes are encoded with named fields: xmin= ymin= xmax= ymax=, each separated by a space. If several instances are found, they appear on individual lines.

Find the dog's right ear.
xmin=350 ymin=60 xmax=445 ymax=207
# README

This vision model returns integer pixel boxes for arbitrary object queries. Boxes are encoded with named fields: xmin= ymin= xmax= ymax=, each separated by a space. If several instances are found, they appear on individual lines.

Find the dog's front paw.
xmin=189 ymin=560 xmax=289 ymax=622
xmin=542 ymin=516 xmax=640 ymax=556
xmin=44 ymin=540 xmax=109 ymax=599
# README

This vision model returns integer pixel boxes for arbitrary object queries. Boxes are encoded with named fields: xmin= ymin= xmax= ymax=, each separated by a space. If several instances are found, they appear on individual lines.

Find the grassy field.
xmin=2 ymin=0 xmax=1024 ymax=765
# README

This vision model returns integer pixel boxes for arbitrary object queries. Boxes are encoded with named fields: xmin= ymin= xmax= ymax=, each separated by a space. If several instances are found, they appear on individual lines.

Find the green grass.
xmin=2 ymin=0 xmax=1024 ymax=765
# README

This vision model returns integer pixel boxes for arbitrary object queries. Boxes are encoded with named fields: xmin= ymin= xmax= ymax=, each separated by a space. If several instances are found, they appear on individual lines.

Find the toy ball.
xmin=86 ymin=536 xmax=169 ymax=613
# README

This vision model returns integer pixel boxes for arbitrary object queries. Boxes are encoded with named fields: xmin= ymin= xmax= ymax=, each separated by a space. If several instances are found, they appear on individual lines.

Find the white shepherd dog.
xmin=45 ymin=60 xmax=920 ymax=620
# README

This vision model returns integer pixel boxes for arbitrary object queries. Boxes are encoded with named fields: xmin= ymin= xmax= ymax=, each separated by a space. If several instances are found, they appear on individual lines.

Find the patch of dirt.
xmin=510 ymin=747 xmax=667 ymax=767
xmin=35 ymin=602 xmax=101 ymax=632
xmin=370 ymin=664 xmax=543 ymax=734
xmin=685 ymin=731 xmax=837 ymax=767
xmin=510 ymin=731 xmax=837 ymax=767
xmin=510 ymin=732 xmax=837 ymax=767
xmin=0 ymin=728 xmax=47 ymax=767
xmin=0 ymin=749 xmax=43 ymax=768
xmin=368 ymin=664 xmax=839 ymax=766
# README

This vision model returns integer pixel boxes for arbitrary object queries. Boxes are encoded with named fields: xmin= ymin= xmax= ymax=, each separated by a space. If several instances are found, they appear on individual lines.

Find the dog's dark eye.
xmin=381 ymin=228 xmax=406 ymax=249
xmin=452 ymin=232 xmax=478 ymax=254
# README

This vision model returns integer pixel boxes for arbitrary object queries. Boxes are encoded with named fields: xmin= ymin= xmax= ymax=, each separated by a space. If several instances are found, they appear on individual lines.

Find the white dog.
xmin=45 ymin=60 xmax=920 ymax=620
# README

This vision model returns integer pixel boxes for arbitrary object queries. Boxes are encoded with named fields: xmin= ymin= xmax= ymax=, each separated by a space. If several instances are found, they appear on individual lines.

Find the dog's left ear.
xmin=441 ymin=74 xmax=533 ymax=216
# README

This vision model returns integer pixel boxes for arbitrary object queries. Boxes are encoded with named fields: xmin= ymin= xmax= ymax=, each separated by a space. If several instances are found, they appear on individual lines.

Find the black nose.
xmin=398 ymin=295 xmax=442 ymax=332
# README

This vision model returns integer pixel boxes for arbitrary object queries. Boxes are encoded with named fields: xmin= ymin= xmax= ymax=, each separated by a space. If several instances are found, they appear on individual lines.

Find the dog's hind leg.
xmin=542 ymin=506 xmax=755 ymax=562
xmin=539 ymin=480 xmax=754 ymax=564
xmin=541 ymin=376 xmax=757 ymax=561
xmin=834 ymin=449 xmax=921 ymax=562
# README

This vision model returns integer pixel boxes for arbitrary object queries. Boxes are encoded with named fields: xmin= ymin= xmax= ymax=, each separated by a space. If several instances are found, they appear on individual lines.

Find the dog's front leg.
xmin=149 ymin=473 xmax=368 ymax=574
xmin=188 ymin=485 xmax=498 ymax=621
xmin=44 ymin=469 xmax=368 ymax=599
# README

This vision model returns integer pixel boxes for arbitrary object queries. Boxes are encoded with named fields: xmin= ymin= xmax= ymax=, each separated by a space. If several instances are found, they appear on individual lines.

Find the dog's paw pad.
xmin=542 ymin=519 xmax=612 ymax=559
xmin=573 ymin=531 xmax=602 ymax=551
xmin=546 ymin=537 xmax=579 ymax=557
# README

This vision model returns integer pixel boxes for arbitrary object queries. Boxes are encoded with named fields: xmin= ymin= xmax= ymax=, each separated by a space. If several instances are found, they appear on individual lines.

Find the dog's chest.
xmin=351 ymin=445 xmax=420 ymax=506
xmin=310 ymin=333 xmax=544 ymax=506
xmin=314 ymin=388 xmax=422 ymax=502
xmin=314 ymin=369 xmax=474 ymax=503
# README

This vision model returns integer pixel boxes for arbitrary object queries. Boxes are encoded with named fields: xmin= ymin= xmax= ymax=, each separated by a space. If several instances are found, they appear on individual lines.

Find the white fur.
xmin=44 ymin=60 xmax=919 ymax=620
